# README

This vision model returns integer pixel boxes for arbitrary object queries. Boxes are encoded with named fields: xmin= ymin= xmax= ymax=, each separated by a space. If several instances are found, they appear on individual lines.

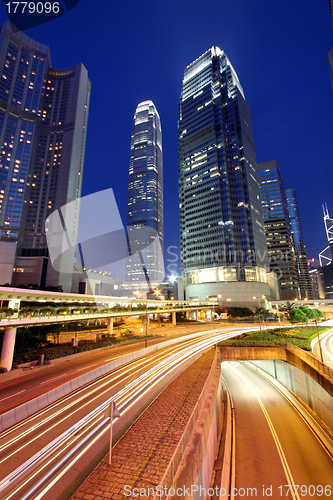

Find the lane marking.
xmin=104 ymin=355 xmax=126 ymax=362
xmin=0 ymin=390 xmax=26 ymax=403
xmin=226 ymin=363 xmax=301 ymax=500
xmin=246 ymin=364 xmax=333 ymax=460
xmin=39 ymin=375 xmax=68 ymax=385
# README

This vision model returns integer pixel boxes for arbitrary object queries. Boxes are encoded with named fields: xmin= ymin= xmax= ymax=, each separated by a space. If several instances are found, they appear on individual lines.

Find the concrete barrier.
xmin=169 ymin=351 xmax=223 ymax=499
xmin=220 ymin=344 xmax=333 ymax=436
xmin=249 ymin=358 xmax=333 ymax=435
xmin=246 ymin=361 xmax=333 ymax=455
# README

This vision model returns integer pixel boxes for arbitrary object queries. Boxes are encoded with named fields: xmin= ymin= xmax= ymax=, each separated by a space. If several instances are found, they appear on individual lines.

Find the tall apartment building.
xmin=258 ymin=161 xmax=300 ymax=300
xmin=285 ymin=189 xmax=312 ymax=298
xmin=178 ymin=47 xmax=270 ymax=305
xmin=126 ymin=101 xmax=164 ymax=288
xmin=0 ymin=21 xmax=90 ymax=291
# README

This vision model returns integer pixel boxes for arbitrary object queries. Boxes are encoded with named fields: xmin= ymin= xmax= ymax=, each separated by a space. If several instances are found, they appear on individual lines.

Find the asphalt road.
xmin=0 ymin=322 xmax=256 ymax=414
xmin=312 ymin=321 xmax=333 ymax=366
xmin=0 ymin=329 xmax=239 ymax=500
xmin=0 ymin=323 xmax=219 ymax=413
xmin=221 ymin=362 xmax=333 ymax=499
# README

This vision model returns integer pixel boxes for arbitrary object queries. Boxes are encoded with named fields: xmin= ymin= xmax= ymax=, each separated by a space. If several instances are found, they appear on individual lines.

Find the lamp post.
xmin=206 ymin=295 xmax=214 ymax=328
xmin=134 ymin=290 xmax=148 ymax=348
xmin=253 ymin=295 xmax=266 ymax=330
xmin=315 ymin=318 xmax=324 ymax=363
xmin=145 ymin=292 xmax=148 ymax=348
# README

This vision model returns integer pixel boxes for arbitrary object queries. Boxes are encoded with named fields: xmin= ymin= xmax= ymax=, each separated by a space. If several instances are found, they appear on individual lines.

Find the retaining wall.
xmin=250 ymin=358 xmax=333 ymax=432
xmin=171 ymin=350 xmax=223 ymax=500
xmin=220 ymin=344 xmax=333 ymax=433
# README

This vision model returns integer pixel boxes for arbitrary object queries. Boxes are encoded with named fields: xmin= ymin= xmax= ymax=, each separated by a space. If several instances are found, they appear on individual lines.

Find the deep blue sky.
xmin=1 ymin=0 xmax=332 ymax=278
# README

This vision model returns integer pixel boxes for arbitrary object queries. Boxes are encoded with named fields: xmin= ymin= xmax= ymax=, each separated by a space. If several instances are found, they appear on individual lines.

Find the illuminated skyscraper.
xmin=285 ymin=188 xmax=312 ymax=298
xmin=178 ymin=47 xmax=270 ymax=304
xmin=258 ymin=161 xmax=300 ymax=300
xmin=0 ymin=21 xmax=90 ymax=291
xmin=126 ymin=101 xmax=163 ymax=286
xmin=319 ymin=203 xmax=333 ymax=266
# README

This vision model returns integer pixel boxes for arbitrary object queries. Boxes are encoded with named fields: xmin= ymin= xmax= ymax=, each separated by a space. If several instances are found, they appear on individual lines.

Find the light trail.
xmin=0 ymin=391 xmax=26 ymax=403
xmin=225 ymin=363 xmax=301 ymax=500
xmin=0 ymin=328 xmax=242 ymax=499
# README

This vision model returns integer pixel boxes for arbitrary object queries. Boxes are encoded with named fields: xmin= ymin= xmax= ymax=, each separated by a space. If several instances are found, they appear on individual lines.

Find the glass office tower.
xmin=126 ymin=101 xmax=164 ymax=287
xmin=285 ymin=188 xmax=312 ymax=298
xmin=258 ymin=161 xmax=300 ymax=300
xmin=0 ymin=21 xmax=90 ymax=291
xmin=178 ymin=47 xmax=269 ymax=304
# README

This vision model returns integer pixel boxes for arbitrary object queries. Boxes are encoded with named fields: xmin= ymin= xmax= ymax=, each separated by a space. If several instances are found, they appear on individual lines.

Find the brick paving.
xmin=71 ymin=350 xmax=215 ymax=500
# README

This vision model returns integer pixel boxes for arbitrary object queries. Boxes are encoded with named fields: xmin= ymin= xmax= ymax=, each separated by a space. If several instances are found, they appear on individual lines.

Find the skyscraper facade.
xmin=319 ymin=204 xmax=333 ymax=266
xmin=0 ymin=21 xmax=90 ymax=291
xmin=285 ymin=188 xmax=312 ymax=298
xmin=178 ymin=47 xmax=269 ymax=304
xmin=258 ymin=161 xmax=300 ymax=300
xmin=126 ymin=101 xmax=163 ymax=287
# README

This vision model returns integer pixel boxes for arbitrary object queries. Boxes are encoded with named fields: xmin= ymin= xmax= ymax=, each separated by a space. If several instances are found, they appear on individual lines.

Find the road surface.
xmin=221 ymin=361 xmax=333 ymax=499
xmin=0 ymin=329 xmax=239 ymax=499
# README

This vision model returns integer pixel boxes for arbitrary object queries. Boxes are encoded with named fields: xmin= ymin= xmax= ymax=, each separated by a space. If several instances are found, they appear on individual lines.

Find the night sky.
xmin=1 ymin=0 xmax=332 ymax=279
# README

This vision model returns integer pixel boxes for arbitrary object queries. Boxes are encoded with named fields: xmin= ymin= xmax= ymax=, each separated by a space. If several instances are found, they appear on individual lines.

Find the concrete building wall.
xmin=12 ymin=256 xmax=47 ymax=288
xmin=186 ymin=280 xmax=270 ymax=308
xmin=0 ymin=241 xmax=16 ymax=284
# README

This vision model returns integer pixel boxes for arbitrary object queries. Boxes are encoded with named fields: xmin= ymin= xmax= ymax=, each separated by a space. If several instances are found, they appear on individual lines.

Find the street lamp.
xmin=206 ymin=295 xmax=214 ymax=327
xmin=315 ymin=318 xmax=324 ymax=363
xmin=134 ymin=290 xmax=149 ymax=348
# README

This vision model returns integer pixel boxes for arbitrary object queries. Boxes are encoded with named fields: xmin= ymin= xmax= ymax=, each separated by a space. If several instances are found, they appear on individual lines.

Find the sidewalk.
xmin=71 ymin=349 xmax=215 ymax=500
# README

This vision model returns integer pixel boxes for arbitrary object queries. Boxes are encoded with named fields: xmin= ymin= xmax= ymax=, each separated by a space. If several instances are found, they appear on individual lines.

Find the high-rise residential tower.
xmin=258 ymin=161 xmax=300 ymax=300
xmin=285 ymin=188 xmax=312 ymax=298
xmin=126 ymin=101 xmax=163 ymax=287
xmin=0 ymin=21 xmax=90 ymax=291
xmin=178 ymin=47 xmax=270 ymax=305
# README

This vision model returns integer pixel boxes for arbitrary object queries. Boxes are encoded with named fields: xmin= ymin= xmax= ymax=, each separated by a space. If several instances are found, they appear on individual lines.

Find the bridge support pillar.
xmin=186 ymin=310 xmax=190 ymax=319
xmin=0 ymin=327 xmax=17 ymax=371
xmin=107 ymin=318 xmax=113 ymax=336
xmin=172 ymin=311 xmax=176 ymax=326
xmin=195 ymin=309 xmax=199 ymax=321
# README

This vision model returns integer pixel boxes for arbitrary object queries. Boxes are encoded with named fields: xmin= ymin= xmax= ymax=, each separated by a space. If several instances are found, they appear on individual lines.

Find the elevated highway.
xmin=0 ymin=286 xmax=217 ymax=371
xmin=270 ymin=298 xmax=333 ymax=317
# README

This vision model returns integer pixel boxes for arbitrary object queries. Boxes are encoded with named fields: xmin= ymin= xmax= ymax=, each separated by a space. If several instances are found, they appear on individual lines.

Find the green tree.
xmin=254 ymin=307 xmax=269 ymax=320
xmin=281 ymin=301 xmax=294 ymax=313
xmin=288 ymin=308 xmax=307 ymax=323
xmin=0 ymin=307 xmax=14 ymax=317
xmin=226 ymin=307 xmax=254 ymax=319
xmin=12 ymin=324 xmax=58 ymax=351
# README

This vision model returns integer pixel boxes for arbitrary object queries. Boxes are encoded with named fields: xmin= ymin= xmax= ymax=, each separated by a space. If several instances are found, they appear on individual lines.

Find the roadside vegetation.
xmin=219 ymin=325 xmax=329 ymax=351
xmin=7 ymin=329 xmax=152 ymax=366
